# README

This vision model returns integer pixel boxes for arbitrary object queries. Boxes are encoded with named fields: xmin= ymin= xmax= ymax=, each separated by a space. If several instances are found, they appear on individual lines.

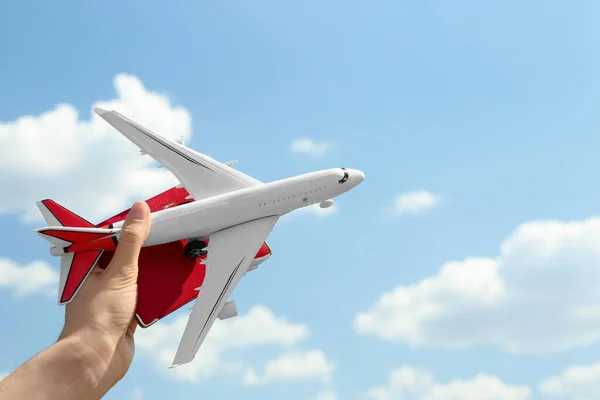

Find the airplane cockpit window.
xmin=339 ymin=168 xmax=349 ymax=184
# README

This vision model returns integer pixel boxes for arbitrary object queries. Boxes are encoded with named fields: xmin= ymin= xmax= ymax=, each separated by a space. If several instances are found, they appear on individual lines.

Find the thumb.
xmin=105 ymin=201 xmax=151 ymax=282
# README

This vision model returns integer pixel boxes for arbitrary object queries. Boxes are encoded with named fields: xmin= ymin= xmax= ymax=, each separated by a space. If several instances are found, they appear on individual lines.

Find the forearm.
xmin=0 ymin=330 xmax=115 ymax=400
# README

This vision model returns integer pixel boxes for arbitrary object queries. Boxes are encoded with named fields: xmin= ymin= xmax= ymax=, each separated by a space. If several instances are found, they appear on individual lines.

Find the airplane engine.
xmin=218 ymin=301 xmax=238 ymax=320
xmin=319 ymin=199 xmax=334 ymax=208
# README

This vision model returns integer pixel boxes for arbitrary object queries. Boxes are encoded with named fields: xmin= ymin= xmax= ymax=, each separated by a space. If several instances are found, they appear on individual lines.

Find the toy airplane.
xmin=35 ymin=108 xmax=365 ymax=367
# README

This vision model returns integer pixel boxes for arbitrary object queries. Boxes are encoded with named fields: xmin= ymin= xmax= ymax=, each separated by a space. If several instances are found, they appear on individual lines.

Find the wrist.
xmin=58 ymin=326 xmax=119 ymax=389
xmin=59 ymin=324 xmax=118 ymax=359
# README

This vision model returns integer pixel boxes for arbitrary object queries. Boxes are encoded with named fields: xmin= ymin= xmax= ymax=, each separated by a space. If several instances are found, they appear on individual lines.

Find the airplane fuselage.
xmin=109 ymin=167 xmax=364 ymax=248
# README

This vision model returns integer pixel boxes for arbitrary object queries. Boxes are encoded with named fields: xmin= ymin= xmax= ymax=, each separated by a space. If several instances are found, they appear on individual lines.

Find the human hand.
xmin=57 ymin=200 xmax=151 ymax=393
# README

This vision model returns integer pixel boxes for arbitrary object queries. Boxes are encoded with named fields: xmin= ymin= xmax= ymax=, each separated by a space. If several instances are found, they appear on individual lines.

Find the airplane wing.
xmin=171 ymin=216 xmax=279 ymax=367
xmin=93 ymin=108 xmax=262 ymax=201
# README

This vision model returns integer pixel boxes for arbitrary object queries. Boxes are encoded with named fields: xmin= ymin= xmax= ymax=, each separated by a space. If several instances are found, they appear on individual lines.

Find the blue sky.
xmin=2 ymin=1 xmax=600 ymax=399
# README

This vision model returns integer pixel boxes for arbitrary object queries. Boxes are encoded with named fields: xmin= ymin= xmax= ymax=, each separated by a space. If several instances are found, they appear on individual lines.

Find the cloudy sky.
xmin=2 ymin=1 xmax=600 ymax=399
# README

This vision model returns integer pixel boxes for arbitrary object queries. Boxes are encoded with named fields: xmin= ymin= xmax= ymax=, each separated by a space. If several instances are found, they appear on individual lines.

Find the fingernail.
xmin=128 ymin=201 xmax=147 ymax=220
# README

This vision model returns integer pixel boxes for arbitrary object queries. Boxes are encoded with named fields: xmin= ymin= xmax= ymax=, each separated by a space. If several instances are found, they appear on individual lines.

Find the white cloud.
xmin=390 ymin=191 xmax=440 ymax=216
xmin=135 ymin=305 xmax=310 ymax=382
xmin=0 ymin=258 xmax=58 ymax=297
xmin=539 ymin=361 xmax=600 ymax=399
xmin=367 ymin=366 xmax=531 ymax=400
xmin=354 ymin=217 xmax=600 ymax=354
xmin=0 ymin=73 xmax=189 ymax=223
xmin=290 ymin=137 xmax=332 ymax=157
xmin=242 ymin=349 xmax=335 ymax=386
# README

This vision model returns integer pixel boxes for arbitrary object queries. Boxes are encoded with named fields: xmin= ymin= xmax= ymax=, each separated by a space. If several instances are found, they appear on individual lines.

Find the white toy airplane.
xmin=35 ymin=108 xmax=365 ymax=367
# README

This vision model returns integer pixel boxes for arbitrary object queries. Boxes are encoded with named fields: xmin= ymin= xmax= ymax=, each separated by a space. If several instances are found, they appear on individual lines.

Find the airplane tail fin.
xmin=36 ymin=199 xmax=95 ymax=228
xmin=35 ymin=199 xmax=120 ymax=251
xmin=35 ymin=200 xmax=116 ymax=305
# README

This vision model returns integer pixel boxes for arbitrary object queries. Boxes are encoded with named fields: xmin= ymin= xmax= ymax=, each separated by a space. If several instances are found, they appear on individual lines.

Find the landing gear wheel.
xmin=185 ymin=240 xmax=208 ymax=258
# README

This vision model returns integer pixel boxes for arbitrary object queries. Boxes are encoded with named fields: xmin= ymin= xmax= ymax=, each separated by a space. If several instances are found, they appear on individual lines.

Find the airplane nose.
xmin=347 ymin=169 xmax=365 ymax=185
xmin=355 ymin=170 xmax=365 ymax=182
xmin=338 ymin=168 xmax=365 ymax=186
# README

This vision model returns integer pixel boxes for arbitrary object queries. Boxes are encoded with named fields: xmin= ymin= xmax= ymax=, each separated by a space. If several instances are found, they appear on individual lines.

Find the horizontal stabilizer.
xmin=35 ymin=199 xmax=105 ymax=304
xmin=35 ymin=226 xmax=120 ymax=255
xmin=36 ymin=226 xmax=119 ymax=244
xmin=59 ymin=250 xmax=104 ymax=305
